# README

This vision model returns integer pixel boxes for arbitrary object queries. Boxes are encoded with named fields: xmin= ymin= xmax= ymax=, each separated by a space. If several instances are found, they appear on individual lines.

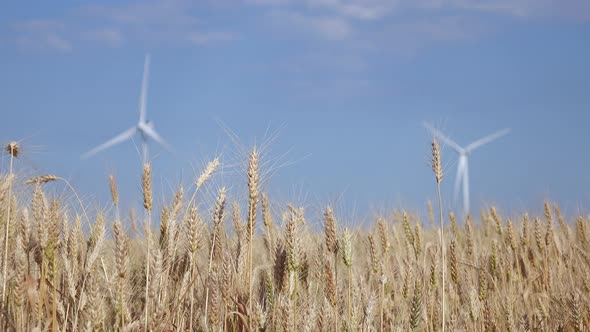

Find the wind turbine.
xmin=424 ymin=123 xmax=510 ymax=216
xmin=82 ymin=54 xmax=170 ymax=162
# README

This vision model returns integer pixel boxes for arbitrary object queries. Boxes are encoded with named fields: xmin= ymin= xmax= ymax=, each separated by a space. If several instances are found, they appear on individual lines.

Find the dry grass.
xmin=0 ymin=146 xmax=588 ymax=331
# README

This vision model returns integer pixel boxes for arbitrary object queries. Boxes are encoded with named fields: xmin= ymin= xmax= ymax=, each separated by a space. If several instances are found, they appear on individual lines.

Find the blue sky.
xmin=1 ymin=0 xmax=590 ymax=224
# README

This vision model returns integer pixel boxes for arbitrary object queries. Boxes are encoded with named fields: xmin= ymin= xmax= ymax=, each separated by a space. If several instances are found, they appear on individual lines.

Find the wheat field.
xmin=0 ymin=141 xmax=588 ymax=331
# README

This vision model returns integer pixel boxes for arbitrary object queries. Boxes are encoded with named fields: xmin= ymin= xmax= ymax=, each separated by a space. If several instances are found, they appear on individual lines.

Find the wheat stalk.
xmin=431 ymin=138 xmax=445 ymax=332
xmin=205 ymin=187 xmax=226 ymax=326
xmin=285 ymin=206 xmax=302 ymax=330
xmin=247 ymin=147 xmax=259 ymax=329
xmin=261 ymin=192 xmax=274 ymax=257
xmin=341 ymin=228 xmax=353 ymax=326
xmin=142 ymin=163 xmax=152 ymax=332
xmin=1 ymin=142 xmax=18 ymax=309
xmin=113 ymin=221 xmax=128 ymax=329
xmin=185 ymin=205 xmax=201 ymax=331
xmin=324 ymin=206 xmax=338 ymax=332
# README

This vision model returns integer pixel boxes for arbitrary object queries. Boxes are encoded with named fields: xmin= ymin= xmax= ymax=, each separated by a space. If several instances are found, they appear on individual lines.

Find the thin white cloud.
xmin=450 ymin=0 xmax=590 ymax=20
xmin=12 ymin=19 xmax=73 ymax=52
xmin=249 ymin=0 xmax=589 ymax=58
xmin=78 ymin=1 xmax=234 ymax=46
xmin=396 ymin=16 xmax=485 ymax=42
xmin=248 ymin=0 xmax=398 ymax=20
xmin=79 ymin=1 xmax=199 ymax=27
xmin=6 ymin=0 xmax=589 ymax=53
xmin=343 ymin=15 xmax=491 ymax=58
xmin=83 ymin=28 xmax=124 ymax=47
xmin=268 ymin=10 xmax=354 ymax=40
xmin=43 ymin=34 xmax=73 ymax=52
xmin=305 ymin=0 xmax=398 ymax=20
xmin=250 ymin=0 xmax=590 ymax=21
xmin=7 ymin=0 xmax=238 ymax=51
xmin=16 ymin=34 xmax=73 ymax=53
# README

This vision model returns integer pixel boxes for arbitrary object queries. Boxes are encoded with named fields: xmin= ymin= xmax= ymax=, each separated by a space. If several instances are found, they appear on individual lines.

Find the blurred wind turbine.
xmin=82 ymin=54 xmax=170 ymax=162
xmin=424 ymin=123 xmax=510 ymax=216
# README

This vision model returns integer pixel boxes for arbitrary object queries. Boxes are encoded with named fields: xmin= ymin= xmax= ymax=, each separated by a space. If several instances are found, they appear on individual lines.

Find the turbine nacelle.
xmin=137 ymin=120 xmax=154 ymax=133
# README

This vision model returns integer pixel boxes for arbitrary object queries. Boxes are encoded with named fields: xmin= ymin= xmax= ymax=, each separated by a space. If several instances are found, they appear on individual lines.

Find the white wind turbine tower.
xmin=82 ymin=54 xmax=170 ymax=162
xmin=424 ymin=123 xmax=510 ymax=216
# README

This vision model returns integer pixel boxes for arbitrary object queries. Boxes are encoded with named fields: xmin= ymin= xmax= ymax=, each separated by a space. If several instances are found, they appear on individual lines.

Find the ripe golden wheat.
xmin=0 ymin=143 xmax=587 ymax=331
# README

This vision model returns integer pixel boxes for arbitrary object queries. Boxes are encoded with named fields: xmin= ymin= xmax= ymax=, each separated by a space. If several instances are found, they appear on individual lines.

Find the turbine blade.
xmin=423 ymin=122 xmax=464 ymax=154
xmin=463 ymin=160 xmax=470 ymax=215
xmin=465 ymin=128 xmax=510 ymax=153
xmin=142 ymin=140 xmax=148 ymax=163
xmin=142 ymin=125 xmax=171 ymax=151
xmin=139 ymin=54 xmax=150 ymax=124
xmin=454 ymin=157 xmax=465 ymax=205
xmin=82 ymin=127 xmax=137 ymax=159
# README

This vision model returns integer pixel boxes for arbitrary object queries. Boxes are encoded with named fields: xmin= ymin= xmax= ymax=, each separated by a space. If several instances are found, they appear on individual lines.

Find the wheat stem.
xmin=142 ymin=163 xmax=152 ymax=332
xmin=1 ymin=151 xmax=14 ymax=308
xmin=437 ymin=182 xmax=445 ymax=332
xmin=431 ymin=138 xmax=445 ymax=332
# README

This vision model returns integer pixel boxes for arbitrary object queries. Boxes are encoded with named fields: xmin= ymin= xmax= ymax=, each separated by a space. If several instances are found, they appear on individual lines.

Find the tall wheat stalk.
xmin=431 ymin=139 xmax=445 ymax=332
xmin=48 ymin=200 xmax=59 ymax=332
xmin=30 ymin=181 xmax=48 ymax=326
xmin=262 ymin=193 xmax=274 ymax=258
xmin=324 ymin=207 xmax=338 ymax=332
xmin=342 ymin=228 xmax=353 ymax=326
xmin=186 ymin=206 xmax=200 ymax=332
xmin=142 ymin=163 xmax=152 ymax=332
xmin=1 ymin=142 xmax=18 ymax=308
xmin=204 ymin=187 xmax=226 ymax=326
xmin=113 ymin=220 xmax=128 ymax=329
xmin=186 ymin=158 xmax=219 ymax=330
xmin=247 ymin=148 xmax=259 ymax=329
xmin=285 ymin=206 xmax=302 ymax=331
